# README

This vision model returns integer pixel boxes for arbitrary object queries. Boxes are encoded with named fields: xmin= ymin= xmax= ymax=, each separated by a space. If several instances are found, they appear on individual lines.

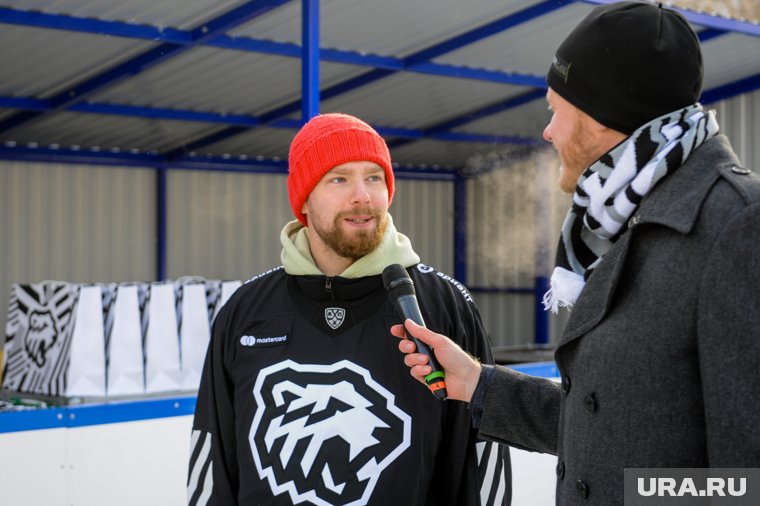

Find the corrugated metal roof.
xmin=434 ymin=2 xmax=593 ymax=74
xmin=92 ymin=50 xmax=364 ymax=114
xmin=456 ymin=99 xmax=553 ymax=140
xmin=1 ymin=0 xmax=759 ymax=171
xmin=320 ymin=73 xmax=527 ymax=129
xmin=0 ymin=25 xmax=155 ymax=97
xmin=702 ymin=32 xmax=760 ymax=88
xmin=232 ymin=0 xmax=541 ymax=55
xmin=6 ymin=0 xmax=247 ymax=28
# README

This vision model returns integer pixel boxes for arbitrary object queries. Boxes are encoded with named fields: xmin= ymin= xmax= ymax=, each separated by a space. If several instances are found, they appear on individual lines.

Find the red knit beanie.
xmin=287 ymin=113 xmax=394 ymax=226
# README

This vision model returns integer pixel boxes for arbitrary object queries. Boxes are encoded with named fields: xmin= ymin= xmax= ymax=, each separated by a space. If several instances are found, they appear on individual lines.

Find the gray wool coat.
xmin=477 ymin=135 xmax=760 ymax=505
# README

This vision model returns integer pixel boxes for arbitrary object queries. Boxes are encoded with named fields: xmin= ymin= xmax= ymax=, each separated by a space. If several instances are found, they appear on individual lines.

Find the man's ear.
xmin=583 ymin=113 xmax=626 ymax=147
xmin=581 ymin=111 xmax=608 ymax=134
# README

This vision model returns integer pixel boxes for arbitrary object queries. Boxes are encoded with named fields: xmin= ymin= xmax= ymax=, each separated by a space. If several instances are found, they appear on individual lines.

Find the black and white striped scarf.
xmin=543 ymin=104 xmax=719 ymax=313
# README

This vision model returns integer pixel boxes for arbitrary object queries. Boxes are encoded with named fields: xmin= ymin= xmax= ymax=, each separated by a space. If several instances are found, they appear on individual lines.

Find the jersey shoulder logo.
xmin=415 ymin=263 xmax=435 ymax=274
xmin=250 ymin=360 xmax=411 ymax=506
xmin=324 ymin=307 xmax=346 ymax=330
xmin=416 ymin=263 xmax=473 ymax=303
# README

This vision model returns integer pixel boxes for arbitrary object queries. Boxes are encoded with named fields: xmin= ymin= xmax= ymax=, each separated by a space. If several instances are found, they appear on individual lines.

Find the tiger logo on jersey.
xmin=249 ymin=360 xmax=411 ymax=506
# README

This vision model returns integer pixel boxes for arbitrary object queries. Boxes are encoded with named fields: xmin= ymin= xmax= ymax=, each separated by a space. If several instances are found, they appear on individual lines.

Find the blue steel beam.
xmin=0 ymin=144 xmax=458 ymax=180
xmin=156 ymin=168 xmax=168 ymax=281
xmin=453 ymin=173 xmax=468 ymax=284
xmin=0 ymin=145 xmax=166 ymax=166
xmin=533 ymin=276 xmax=550 ymax=345
xmin=0 ymin=0 xmax=292 ymax=135
xmin=0 ymin=96 xmax=49 ymax=111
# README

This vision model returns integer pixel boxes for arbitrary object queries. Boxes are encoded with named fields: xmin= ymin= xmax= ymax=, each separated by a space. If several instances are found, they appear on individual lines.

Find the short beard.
xmin=559 ymin=115 xmax=604 ymax=193
xmin=314 ymin=208 xmax=388 ymax=260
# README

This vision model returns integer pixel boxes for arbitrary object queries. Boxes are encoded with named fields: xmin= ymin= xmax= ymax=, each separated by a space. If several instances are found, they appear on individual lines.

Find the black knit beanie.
xmin=547 ymin=1 xmax=703 ymax=134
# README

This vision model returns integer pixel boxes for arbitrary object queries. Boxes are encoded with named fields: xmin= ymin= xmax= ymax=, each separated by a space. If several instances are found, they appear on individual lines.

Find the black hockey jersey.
xmin=188 ymin=263 xmax=510 ymax=505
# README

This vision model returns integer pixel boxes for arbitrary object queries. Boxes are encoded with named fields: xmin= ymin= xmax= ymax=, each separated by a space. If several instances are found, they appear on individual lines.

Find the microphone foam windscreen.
xmin=382 ymin=264 xmax=416 ymax=298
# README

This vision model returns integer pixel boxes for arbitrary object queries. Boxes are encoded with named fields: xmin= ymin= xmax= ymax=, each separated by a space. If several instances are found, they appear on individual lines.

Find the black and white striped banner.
xmin=2 ymin=279 xmax=241 ymax=398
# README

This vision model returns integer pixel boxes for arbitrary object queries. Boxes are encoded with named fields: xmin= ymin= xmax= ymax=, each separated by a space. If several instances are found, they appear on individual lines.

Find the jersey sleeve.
xmin=421 ymin=272 xmax=512 ymax=506
xmin=187 ymin=305 xmax=239 ymax=505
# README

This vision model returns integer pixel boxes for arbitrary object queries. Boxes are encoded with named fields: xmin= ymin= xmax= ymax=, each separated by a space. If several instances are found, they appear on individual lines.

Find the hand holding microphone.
xmin=383 ymin=264 xmax=448 ymax=400
xmin=384 ymin=264 xmax=483 ymax=403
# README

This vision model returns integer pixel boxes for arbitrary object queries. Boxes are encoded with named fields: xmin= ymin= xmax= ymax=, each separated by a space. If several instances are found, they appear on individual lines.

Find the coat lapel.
xmin=558 ymin=230 xmax=632 ymax=347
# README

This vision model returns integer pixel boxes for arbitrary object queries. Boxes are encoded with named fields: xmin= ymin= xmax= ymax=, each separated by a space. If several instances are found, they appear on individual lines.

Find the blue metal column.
xmin=533 ymin=162 xmax=551 ymax=345
xmin=534 ymin=275 xmax=549 ymax=345
xmin=302 ymin=0 xmax=320 ymax=121
xmin=453 ymin=173 xmax=467 ymax=284
xmin=156 ymin=167 xmax=168 ymax=281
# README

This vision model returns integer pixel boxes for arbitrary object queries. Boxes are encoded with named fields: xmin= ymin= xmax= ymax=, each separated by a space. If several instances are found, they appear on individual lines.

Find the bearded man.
xmin=188 ymin=113 xmax=511 ymax=506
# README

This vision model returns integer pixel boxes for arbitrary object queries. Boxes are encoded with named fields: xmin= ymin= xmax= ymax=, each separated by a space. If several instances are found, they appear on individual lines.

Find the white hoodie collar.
xmin=280 ymin=213 xmax=420 ymax=278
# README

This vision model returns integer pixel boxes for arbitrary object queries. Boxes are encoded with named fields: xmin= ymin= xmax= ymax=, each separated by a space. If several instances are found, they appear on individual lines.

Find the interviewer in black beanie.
xmin=393 ymin=1 xmax=760 ymax=505
xmin=546 ymin=0 xmax=703 ymax=134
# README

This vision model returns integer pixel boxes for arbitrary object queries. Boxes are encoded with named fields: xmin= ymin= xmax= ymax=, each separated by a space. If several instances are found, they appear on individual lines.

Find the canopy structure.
xmin=1 ymin=0 xmax=758 ymax=173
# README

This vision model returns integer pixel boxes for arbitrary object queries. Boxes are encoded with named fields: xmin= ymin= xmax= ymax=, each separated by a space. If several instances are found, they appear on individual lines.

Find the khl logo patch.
xmin=324 ymin=307 xmax=346 ymax=330
xmin=249 ymin=360 xmax=411 ymax=506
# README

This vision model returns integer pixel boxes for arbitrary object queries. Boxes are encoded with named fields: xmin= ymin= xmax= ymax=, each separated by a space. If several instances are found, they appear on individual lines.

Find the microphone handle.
xmin=394 ymin=295 xmax=447 ymax=400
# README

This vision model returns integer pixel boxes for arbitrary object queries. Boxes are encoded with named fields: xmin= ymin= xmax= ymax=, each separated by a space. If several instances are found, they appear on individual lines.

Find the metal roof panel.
xmin=318 ymin=72 xmax=528 ymax=130
xmin=0 ymin=25 xmax=155 ymax=97
xmin=701 ymin=32 xmax=760 ymax=89
xmin=2 ymin=0 xmax=247 ymax=29
xmin=90 ymin=48 xmax=366 ymax=115
xmin=1 ymin=0 xmax=758 ymax=170
xmin=0 ymin=111 xmax=217 ymax=152
xmin=433 ymin=2 xmax=594 ymax=75
xmin=231 ymin=0 xmax=541 ymax=56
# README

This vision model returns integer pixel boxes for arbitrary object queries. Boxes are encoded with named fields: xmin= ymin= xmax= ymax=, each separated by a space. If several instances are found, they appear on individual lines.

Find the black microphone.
xmin=382 ymin=264 xmax=447 ymax=400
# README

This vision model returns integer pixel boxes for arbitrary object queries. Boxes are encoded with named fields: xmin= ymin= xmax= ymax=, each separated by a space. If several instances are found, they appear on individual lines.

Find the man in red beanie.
xmin=189 ymin=112 xmax=511 ymax=505
xmin=393 ymin=2 xmax=760 ymax=505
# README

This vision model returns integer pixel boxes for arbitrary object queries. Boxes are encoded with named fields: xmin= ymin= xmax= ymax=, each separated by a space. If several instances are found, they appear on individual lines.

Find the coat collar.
xmin=557 ymin=135 xmax=738 ymax=347
xmin=632 ymin=135 xmax=739 ymax=234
